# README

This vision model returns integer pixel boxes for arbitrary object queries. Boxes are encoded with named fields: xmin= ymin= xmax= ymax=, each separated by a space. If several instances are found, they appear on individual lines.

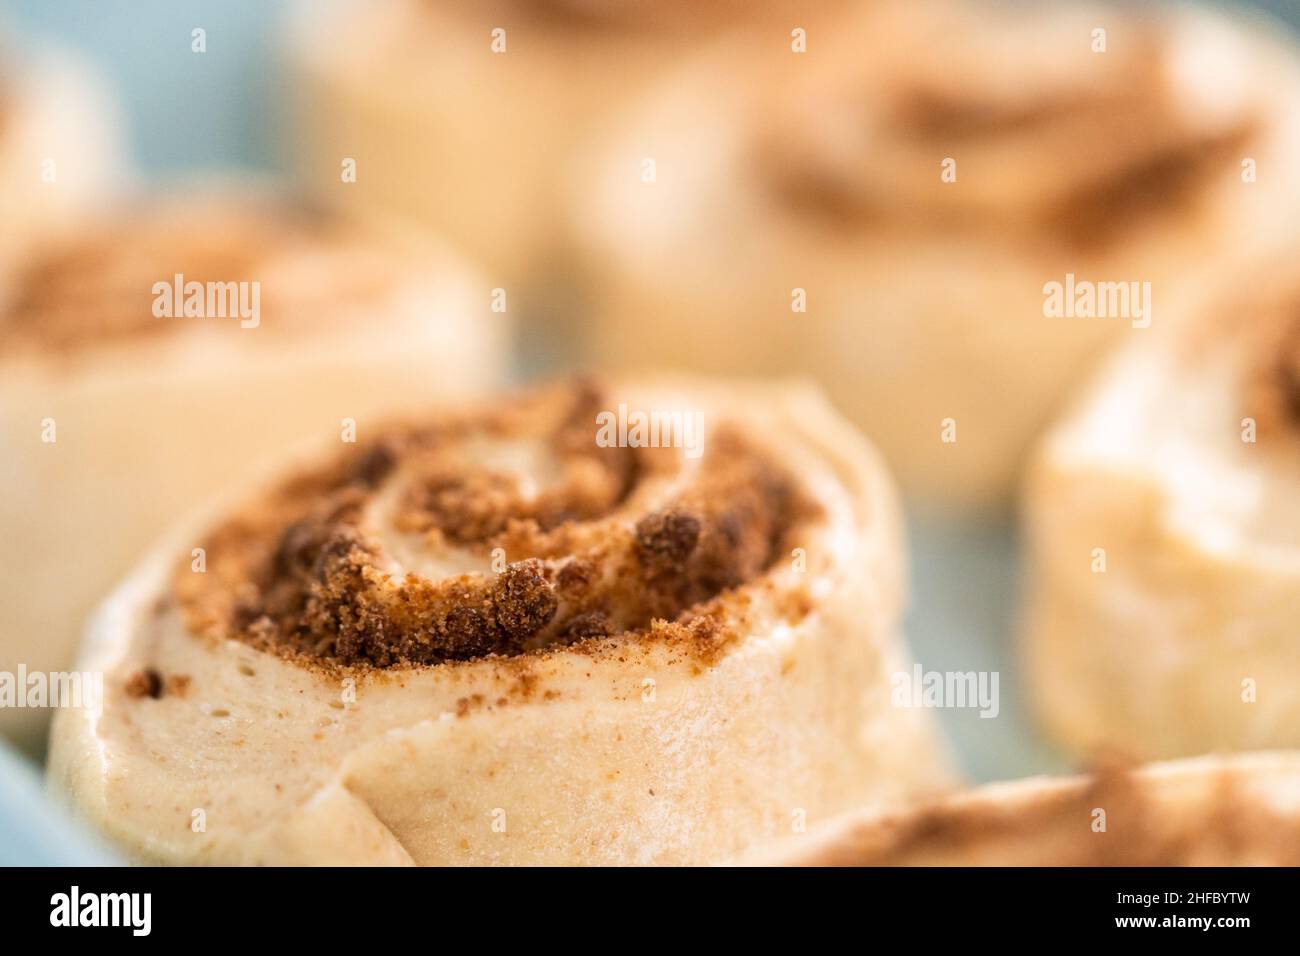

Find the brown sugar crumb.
xmin=635 ymin=509 xmax=701 ymax=568
xmin=440 ymin=606 xmax=497 ymax=660
xmin=125 ymin=668 xmax=164 ymax=700
xmin=560 ymin=611 xmax=616 ymax=643
xmin=172 ymin=380 xmax=816 ymax=670
xmin=490 ymin=560 xmax=558 ymax=642
xmin=555 ymin=557 xmax=595 ymax=595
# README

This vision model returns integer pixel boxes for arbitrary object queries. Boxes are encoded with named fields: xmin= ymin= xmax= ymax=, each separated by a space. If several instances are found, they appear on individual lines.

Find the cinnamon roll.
xmin=48 ymin=378 xmax=951 ymax=865
xmin=0 ymin=189 xmax=506 ymax=751
xmin=571 ymin=0 xmax=1300 ymax=506
xmin=0 ymin=34 xmax=122 ymax=278
xmin=1023 ymin=255 xmax=1300 ymax=760
xmin=743 ymin=752 xmax=1300 ymax=866
xmin=285 ymin=0 xmax=808 ymax=285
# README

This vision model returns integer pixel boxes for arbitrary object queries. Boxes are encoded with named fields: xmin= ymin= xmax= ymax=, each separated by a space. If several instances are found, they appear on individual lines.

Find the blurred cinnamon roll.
xmin=571 ymin=0 xmax=1300 ymax=506
xmin=0 ymin=33 xmax=122 ymax=277
xmin=744 ymin=752 xmax=1300 ymax=866
xmin=0 ymin=188 xmax=505 ymax=751
xmin=1024 ymin=252 xmax=1300 ymax=760
xmin=285 ymin=0 xmax=808 ymax=286
xmin=48 ymin=377 xmax=950 ymax=864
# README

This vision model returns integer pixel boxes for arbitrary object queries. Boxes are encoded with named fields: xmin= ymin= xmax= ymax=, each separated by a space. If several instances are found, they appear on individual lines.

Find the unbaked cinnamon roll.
xmin=0 ymin=33 xmax=122 ymax=278
xmin=285 ymin=0 xmax=808 ymax=286
xmin=744 ymin=752 xmax=1300 ymax=866
xmin=1023 ymin=254 xmax=1300 ymax=760
xmin=571 ymin=0 xmax=1300 ymax=507
xmin=48 ymin=378 xmax=951 ymax=865
xmin=0 ymin=188 xmax=506 ymax=751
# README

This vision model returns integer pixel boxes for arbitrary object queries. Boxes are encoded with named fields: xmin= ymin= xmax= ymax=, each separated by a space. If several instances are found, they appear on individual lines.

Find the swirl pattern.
xmin=758 ymin=0 xmax=1258 ymax=246
xmin=176 ymin=380 xmax=811 ymax=667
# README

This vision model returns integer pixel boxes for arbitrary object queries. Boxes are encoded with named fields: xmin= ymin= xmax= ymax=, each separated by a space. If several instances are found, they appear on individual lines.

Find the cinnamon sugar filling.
xmin=0 ymin=197 xmax=411 ymax=354
xmin=174 ymin=381 xmax=810 ymax=668
xmin=758 ymin=12 xmax=1257 ymax=247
